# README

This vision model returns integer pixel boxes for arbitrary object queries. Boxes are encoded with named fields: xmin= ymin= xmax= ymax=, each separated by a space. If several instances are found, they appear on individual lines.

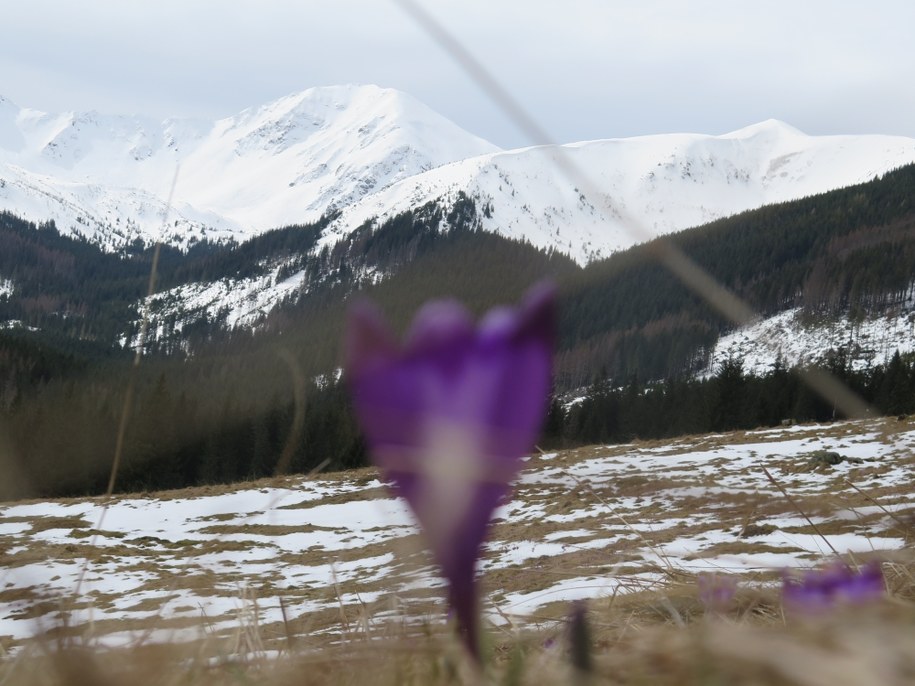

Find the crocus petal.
xmin=343 ymin=298 xmax=399 ymax=377
xmin=697 ymin=572 xmax=737 ymax=611
xmin=344 ymin=283 xmax=556 ymax=656
xmin=782 ymin=561 xmax=884 ymax=612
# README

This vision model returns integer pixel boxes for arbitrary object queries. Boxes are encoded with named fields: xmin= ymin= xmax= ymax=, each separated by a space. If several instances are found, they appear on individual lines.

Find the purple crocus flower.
xmin=782 ymin=561 xmax=884 ymax=612
xmin=697 ymin=572 xmax=737 ymax=613
xmin=344 ymin=283 xmax=555 ymax=658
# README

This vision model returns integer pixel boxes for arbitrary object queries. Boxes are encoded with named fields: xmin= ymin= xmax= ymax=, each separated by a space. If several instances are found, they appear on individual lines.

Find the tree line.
xmin=2 ymin=340 xmax=913 ymax=501
xmin=549 ymin=350 xmax=915 ymax=448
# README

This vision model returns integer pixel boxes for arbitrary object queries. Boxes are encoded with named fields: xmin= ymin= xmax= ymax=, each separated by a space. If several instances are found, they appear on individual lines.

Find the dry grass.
xmin=2 ymin=555 xmax=913 ymax=685
xmin=2 ymin=417 xmax=914 ymax=683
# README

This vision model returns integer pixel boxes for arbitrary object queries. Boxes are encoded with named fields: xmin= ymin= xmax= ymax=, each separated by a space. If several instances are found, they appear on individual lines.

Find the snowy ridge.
xmin=0 ymin=85 xmax=499 ymax=249
xmin=324 ymin=119 xmax=915 ymax=264
xmin=6 ymin=88 xmax=915 ymax=356
xmin=4 ymin=87 xmax=915 ymax=261
xmin=0 ymin=163 xmax=233 ymax=250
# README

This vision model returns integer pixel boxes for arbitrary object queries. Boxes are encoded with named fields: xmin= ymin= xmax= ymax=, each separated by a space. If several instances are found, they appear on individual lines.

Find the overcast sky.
xmin=2 ymin=0 xmax=913 ymax=149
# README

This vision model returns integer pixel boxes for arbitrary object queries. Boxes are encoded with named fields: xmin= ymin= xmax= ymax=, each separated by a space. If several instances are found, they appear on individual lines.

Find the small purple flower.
xmin=782 ymin=561 xmax=884 ymax=612
xmin=568 ymin=600 xmax=593 ymax=674
xmin=697 ymin=572 xmax=737 ymax=613
xmin=344 ymin=283 xmax=556 ymax=658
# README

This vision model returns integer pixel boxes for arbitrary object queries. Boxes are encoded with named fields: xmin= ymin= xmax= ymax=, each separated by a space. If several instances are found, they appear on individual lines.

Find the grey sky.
xmin=1 ymin=1 xmax=913 ymax=149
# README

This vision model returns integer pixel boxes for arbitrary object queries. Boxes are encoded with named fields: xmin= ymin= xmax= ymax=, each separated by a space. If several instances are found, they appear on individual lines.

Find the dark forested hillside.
xmin=0 ymin=203 xmax=577 ymax=499
xmin=0 ymin=211 xmax=334 ymax=346
xmin=557 ymin=163 xmax=915 ymax=384
xmin=556 ymin=351 xmax=915 ymax=449
xmin=1 ymin=164 xmax=914 ymax=500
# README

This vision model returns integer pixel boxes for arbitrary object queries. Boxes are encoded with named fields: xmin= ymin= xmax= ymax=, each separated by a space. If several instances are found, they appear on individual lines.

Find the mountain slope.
xmin=4 ymin=168 xmax=915 ymax=503
xmin=702 ymin=302 xmax=915 ymax=378
xmin=4 ymin=162 xmax=914 ymax=382
xmin=323 ymin=120 xmax=915 ymax=264
xmin=0 ymin=86 xmax=499 ymax=249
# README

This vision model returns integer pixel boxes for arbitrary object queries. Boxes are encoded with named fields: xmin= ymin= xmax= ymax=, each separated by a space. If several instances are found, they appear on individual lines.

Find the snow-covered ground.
xmin=1 ymin=417 xmax=911 ymax=651
xmin=703 ymin=303 xmax=915 ymax=376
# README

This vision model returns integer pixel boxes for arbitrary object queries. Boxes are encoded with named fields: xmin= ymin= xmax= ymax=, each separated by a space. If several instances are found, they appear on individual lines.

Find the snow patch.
xmin=703 ymin=302 xmax=915 ymax=376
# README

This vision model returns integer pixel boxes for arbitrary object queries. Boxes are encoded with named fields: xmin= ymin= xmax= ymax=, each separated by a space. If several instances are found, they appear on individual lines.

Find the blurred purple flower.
xmin=697 ymin=572 xmax=737 ymax=613
xmin=782 ymin=561 xmax=884 ymax=612
xmin=568 ymin=600 xmax=593 ymax=675
xmin=344 ymin=283 xmax=556 ymax=658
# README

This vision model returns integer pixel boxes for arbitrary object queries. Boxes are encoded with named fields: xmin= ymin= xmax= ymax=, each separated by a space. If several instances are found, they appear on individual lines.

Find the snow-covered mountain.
xmin=3 ymin=87 xmax=915 ymax=261
xmin=322 ymin=120 xmax=915 ymax=264
xmin=6 ymin=86 xmax=915 ymax=367
xmin=5 ymin=87 xmax=915 ymax=260
xmin=0 ymin=86 xmax=499 ymax=249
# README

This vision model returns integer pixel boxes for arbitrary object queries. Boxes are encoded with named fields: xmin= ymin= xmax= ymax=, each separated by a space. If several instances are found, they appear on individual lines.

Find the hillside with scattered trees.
xmin=1 ymin=165 xmax=914 ymax=499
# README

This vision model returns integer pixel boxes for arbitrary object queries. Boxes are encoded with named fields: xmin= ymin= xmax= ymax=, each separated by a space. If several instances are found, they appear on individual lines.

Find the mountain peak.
xmin=0 ymin=94 xmax=21 ymax=117
xmin=327 ymin=121 xmax=915 ymax=264
xmin=2 ymin=88 xmax=914 ymax=261
xmin=722 ymin=119 xmax=806 ymax=139
xmin=0 ymin=85 xmax=500 ymax=248
xmin=244 ymin=85 xmax=429 ymax=121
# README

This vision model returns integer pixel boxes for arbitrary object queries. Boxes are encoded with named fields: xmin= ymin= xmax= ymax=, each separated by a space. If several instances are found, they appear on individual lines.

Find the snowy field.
xmin=1 ymin=417 xmax=912 ymax=654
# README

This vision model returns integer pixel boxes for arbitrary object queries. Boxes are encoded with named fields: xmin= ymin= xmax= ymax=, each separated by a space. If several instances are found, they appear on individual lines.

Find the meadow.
xmin=1 ymin=416 xmax=913 ymax=684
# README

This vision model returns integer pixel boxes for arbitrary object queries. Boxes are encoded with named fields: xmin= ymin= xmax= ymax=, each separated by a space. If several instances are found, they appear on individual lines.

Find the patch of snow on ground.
xmin=1 ymin=417 xmax=912 ymax=650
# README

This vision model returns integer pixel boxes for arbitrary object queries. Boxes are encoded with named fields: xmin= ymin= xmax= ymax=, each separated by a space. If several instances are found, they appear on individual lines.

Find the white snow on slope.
xmin=125 ymin=118 xmax=915 ymax=339
xmin=139 ymin=266 xmax=309 ymax=343
xmin=323 ymin=119 xmax=915 ymax=264
xmin=0 ymin=85 xmax=499 ymax=249
xmin=703 ymin=296 xmax=915 ymax=377
xmin=130 ymin=260 xmax=384 ymax=348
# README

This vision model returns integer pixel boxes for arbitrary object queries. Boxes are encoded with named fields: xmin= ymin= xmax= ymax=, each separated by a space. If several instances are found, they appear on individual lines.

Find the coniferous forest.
xmin=1 ymin=165 xmax=914 ymax=500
